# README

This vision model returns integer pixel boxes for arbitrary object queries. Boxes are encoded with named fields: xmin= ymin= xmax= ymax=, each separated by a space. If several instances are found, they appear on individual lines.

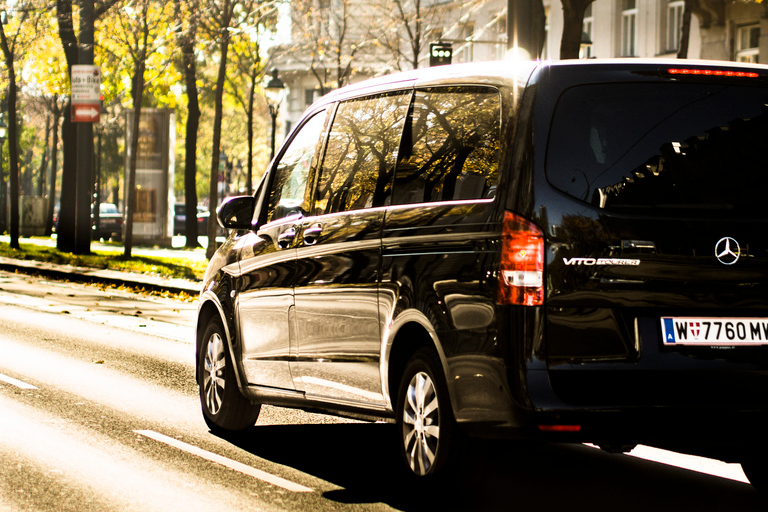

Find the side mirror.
xmin=217 ymin=196 xmax=257 ymax=230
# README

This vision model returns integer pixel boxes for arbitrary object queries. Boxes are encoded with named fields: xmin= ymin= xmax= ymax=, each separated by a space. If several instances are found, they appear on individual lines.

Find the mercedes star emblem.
xmin=715 ymin=237 xmax=741 ymax=265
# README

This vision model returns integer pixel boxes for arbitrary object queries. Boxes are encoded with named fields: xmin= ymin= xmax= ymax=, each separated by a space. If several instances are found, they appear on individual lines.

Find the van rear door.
xmin=540 ymin=64 xmax=768 ymax=410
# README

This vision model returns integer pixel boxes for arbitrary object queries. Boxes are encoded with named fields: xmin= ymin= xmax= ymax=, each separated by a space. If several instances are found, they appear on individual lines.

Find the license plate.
xmin=662 ymin=317 xmax=768 ymax=346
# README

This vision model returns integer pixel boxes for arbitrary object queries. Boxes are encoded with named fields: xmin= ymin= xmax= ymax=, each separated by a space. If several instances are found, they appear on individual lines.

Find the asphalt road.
xmin=0 ymin=271 xmax=765 ymax=511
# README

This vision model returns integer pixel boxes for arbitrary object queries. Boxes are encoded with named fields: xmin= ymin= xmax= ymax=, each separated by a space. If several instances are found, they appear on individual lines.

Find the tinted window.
xmin=266 ymin=111 xmax=327 ymax=222
xmin=314 ymin=92 xmax=411 ymax=215
xmin=547 ymin=83 xmax=768 ymax=218
xmin=392 ymin=87 xmax=501 ymax=204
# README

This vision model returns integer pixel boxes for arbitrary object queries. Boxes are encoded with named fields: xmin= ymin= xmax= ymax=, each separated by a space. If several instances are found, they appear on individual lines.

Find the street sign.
xmin=71 ymin=65 xmax=101 ymax=123
xmin=429 ymin=42 xmax=453 ymax=66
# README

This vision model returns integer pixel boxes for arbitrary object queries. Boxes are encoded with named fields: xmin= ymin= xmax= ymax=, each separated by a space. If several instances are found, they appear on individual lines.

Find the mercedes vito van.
xmin=197 ymin=59 xmax=768 ymax=488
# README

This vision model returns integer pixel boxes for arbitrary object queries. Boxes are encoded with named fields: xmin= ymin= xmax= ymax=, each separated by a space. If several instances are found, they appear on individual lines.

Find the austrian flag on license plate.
xmin=662 ymin=317 xmax=768 ymax=345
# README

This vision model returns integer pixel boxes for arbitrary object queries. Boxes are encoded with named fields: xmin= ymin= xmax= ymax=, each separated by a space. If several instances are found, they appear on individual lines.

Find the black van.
xmin=197 ymin=59 xmax=768 ymax=487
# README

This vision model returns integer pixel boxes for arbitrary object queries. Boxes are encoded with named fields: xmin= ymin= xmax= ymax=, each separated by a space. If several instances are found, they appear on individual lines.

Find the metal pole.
xmin=269 ymin=105 xmax=278 ymax=161
xmin=94 ymin=126 xmax=101 ymax=239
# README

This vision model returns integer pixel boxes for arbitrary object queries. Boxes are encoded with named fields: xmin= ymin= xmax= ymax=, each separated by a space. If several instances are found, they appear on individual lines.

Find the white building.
xmin=272 ymin=0 xmax=766 ymax=138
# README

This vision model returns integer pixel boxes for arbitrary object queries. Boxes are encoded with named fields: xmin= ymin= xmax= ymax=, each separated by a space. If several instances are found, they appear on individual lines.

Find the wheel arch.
xmin=196 ymin=292 xmax=234 ymax=383
xmin=384 ymin=310 xmax=456 ymax=415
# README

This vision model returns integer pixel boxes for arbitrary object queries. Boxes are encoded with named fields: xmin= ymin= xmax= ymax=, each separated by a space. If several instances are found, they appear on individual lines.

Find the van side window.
xmin=313 ymin=92 xmax=411 ymax=215
xmin=266 ymin=111 xmax=328 ymax=223
xmin=393 ymin=87 xmax=501 ymax=204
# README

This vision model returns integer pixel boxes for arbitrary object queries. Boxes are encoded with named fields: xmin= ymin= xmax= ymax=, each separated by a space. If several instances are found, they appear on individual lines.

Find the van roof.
xmin=316 ymin=59 xmax=540 ymax=105
xmin=314 ymin=58 xmax=768 ymax=108
xmin=302 ymin=57 xmax=768 ymax=124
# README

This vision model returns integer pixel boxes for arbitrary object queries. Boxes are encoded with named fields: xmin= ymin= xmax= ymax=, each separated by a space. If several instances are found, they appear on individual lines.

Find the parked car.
xmin=196 ymin=59 xmax=768 ymax=488
xmin=92 ymin=202 xmax=123 ymax=241
xmin=174 ymin=203 xmax=223 ymax=238
xmin=195 ymin=208 xmax=225 ymax=238
xmin=173 ymin=203 xmax=187 ymax=236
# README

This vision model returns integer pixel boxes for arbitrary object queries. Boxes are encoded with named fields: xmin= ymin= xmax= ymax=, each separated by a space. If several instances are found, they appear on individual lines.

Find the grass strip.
xmin=0 ymin=242 xmax=206 ymax=281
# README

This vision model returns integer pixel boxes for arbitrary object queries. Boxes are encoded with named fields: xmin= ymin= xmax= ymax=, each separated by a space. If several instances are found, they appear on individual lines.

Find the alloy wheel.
xmin=203 ymin=332 xmax=226 ymax=415
xmin=402 ymin=370 xmax=440 ymax=476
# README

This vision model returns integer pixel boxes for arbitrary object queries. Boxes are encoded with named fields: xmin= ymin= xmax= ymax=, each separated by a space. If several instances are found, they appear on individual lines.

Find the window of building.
xmin=621 ymin=0 xmax=637 ymax=57
xmin=305 ymin=88 xmax=321 ymax=108
xmin=666 ymin=0 xmax=684 ymax=52
xmin=314 ymin=92 xmax=411 ymax=216
xmin=392 ymin=87 xmax=501 ymax=205
xmin=737 ymin=24 xmax=760 ymax=63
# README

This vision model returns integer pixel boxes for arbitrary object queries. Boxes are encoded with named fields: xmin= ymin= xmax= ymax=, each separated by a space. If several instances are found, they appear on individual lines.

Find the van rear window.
xmin=546 ymin=83 xmax=768 ymax=219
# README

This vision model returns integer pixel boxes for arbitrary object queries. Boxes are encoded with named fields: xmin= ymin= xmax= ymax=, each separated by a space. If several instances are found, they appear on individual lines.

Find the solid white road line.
xmin=0 ymin=373 xmax=37 ymax=389
xmin=134 ymin=430 xmax=314 ymax=493
xmin=627 ymin=445 xmax=749 ymax=484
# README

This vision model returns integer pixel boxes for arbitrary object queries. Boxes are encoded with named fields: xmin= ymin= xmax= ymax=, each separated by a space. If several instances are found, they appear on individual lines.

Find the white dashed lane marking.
xmin=134 ymin=429 xmax=315 ymax=493
xmin=0 ymin=373 xmax=38 ymax=389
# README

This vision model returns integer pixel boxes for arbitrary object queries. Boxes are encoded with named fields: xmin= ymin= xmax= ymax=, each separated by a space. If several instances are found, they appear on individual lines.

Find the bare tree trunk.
xmin=37 ymin=116 xmax=51 ymax=197
xmin=677 ymin=0 xmax=693 ymax=59
xmin=174 ymin=0 xmax=201 ymax=248
xmin=0 ymin=24 xmax=20 ymax=249
xmin=45 ymin=111 xmax=62 ymax=236
xmin=559 ymin=0 xmax=593 ymax=60
xmin=56 ymin=0 xmax=79 ymax=252
xmin=207 ymin=31 xmax=230 ymax=259
xmin=124 ymin=59 xmax=147 ymax=259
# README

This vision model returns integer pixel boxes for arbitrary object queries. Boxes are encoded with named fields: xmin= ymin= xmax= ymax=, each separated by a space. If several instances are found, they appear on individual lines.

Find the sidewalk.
xmin=0 ymin=235 xmax=204 ymax=296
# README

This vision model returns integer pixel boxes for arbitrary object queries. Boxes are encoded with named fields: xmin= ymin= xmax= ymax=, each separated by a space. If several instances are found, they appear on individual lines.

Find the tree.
xmin=54 ymin=0 xmax=121 ymax=253
xmin=173 ymin=0 xmax=202 ymax=247
xmin=284 ymin=0 xmax=376 ymax=94
xmin=227 ymin=6 xmax=278 ymax=196
xmin=101 ymin=0 xmax=175 ymax=257
xmin=677 ymin=0 xmax=694 ymax=59
xmin=559 ymin=0 xmax=594 ymax=59
xmin=201 ymin=0 xmax=263 ymax=259
xmin=25 ymin=14 xmax=71 ymax=236
xmin=375 ymin=0 xmax=452 ymax=71
xmin=0 ymin=1 xmax=40 ymax=249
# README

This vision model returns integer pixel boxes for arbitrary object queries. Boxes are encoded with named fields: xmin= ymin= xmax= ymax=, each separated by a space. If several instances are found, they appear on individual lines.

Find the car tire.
xmin=198 ymin=319 xmax=261 ymax=432
xmin=396 ymin=347 xmax=457 ymax=478
xmin=742 ymin=457 xmax=768 ymax=492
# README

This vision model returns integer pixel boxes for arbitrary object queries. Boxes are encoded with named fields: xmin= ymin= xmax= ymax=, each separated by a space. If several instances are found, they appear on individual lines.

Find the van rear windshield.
xmin=546 ymin=82 xmax=768 ymax=219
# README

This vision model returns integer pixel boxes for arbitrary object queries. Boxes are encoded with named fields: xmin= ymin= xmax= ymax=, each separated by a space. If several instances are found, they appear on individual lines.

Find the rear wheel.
xmin=198 ymin=319 xmax=260 ymax=432
xmin=396 ymin=348 xmax=456 ymax=477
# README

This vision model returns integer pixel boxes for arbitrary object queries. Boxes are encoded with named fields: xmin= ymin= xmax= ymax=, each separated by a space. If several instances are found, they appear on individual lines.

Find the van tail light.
xmin=538 ymin=424 xmax=581 ymax=433
xmin=498 ymin=211 xmax=544 ymax=306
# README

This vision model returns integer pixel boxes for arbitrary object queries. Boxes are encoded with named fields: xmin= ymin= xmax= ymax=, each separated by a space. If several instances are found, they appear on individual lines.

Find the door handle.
xmin=277 ymin=228 xmax=296 ymax=249
xmin=303 ymin=225 xmax=323 ymax=246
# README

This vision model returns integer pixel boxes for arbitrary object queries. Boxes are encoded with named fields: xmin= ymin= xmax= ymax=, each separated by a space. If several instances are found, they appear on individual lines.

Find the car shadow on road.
xmin=217 ymin=422 xmax=765 ymax=511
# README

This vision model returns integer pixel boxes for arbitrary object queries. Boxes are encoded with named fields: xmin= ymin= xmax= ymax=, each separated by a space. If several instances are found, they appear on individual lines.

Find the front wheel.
xmin=395 ymin=348 xmax=457 ymax=477
xmin=198 ymin=319 xmax=260 ymax=432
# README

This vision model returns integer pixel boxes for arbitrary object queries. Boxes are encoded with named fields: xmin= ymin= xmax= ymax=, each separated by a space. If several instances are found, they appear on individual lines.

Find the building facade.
xmin=272 ymin=0 xmax=767 ymax=139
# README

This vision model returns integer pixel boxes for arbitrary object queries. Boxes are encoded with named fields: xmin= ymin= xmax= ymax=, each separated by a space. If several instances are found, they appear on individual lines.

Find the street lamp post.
xmin=0 ymin=119 xmax=6 ymax=234
xmin=265 ymin=68 xmax=285 ymax=162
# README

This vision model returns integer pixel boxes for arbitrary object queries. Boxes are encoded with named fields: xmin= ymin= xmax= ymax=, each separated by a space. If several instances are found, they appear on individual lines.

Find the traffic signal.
xmin=430 ymin=42 xmax=453 ymax=67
